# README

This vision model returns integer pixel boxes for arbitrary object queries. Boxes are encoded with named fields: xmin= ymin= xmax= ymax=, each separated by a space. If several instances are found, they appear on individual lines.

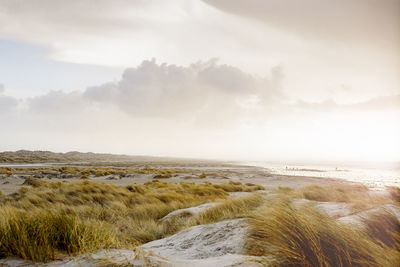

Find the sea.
xmin=245 ymin=162 xmax=400 ymax=190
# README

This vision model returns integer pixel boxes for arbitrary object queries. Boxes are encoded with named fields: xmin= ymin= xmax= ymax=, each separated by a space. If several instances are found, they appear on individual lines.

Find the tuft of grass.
xmin=22 ymin=177 xmax=47 ymax=187
xmin=245 ymin=201 xmax=391 ymax=267
xmin=387 ymin=186 xmax=400 ymax=202
xmin=0 ymin=208 xmax=119 ymax=262
xmin=190 ymin=193 xmax=265 ymax=225
xmin=211 ymin=181 xmax=265 ymax=192
xmin=301 ymin=184 xmax=368 ymax=202
xmin=362 ymin=210 xmax=400 ymax=250
xmin=299 ymin=184 xmax=393 ymax=212
xmin=153 ymin=173 xmax=172 ymax=179
xmin=0 ymin=167 xmax=13 ymax=176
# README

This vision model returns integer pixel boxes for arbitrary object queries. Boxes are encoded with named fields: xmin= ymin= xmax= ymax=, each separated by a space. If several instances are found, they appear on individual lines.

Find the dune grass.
xmin=280 ymin=184 xmax=395 ymax=212
xmin=387 ymin=186 xmax=400 ymax=203
xmin=0 ymin=209 xmax=119 ymax=262
xmin=362 ymin=210 xmax=400 ymax=250
xmin=300 ymin=184 xmax=369 ymax=202
xmin=2 ymin=165 xmax=234 ymax=181
xmin=189 ymin=193 xmax=265 ymax=225
xmin=245 ymin=200 xmax=398 ymax=267
xmin=245 ymin=184 xmax=400 ymax=267
xmin=0 ymin=167 xmax=13 ymax=176
xmin=1 ymin=179 xmax=398 ymax=265
xmin=0 ymin=179 xmax=261 ymax=262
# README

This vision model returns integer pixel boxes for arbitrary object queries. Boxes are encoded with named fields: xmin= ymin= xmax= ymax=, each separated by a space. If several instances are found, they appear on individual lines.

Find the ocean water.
xmin=245 ymin=162 xmax=400 ymax=190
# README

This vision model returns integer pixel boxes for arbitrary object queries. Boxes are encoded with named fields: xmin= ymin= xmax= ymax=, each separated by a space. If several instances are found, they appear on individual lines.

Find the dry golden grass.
xmin=0 ymin=167 xmax=13 ymax=176
xmin=363 ymin=210 xmax=400 ymax=250
xmin=301 ymin=184 xmax=369 ymax=202
xmin=296 ymin=184 xmax=395 ymax=212
xmin=2 ymin=178 xmax=398 ymax=265
xmin=211 ymin=181 xmax=265 ymax=192
xmin=245 ymin=200 xmax=397 ymax=267
xmin=190 ymin=193 xmax=265 ymax=225
xmin=4 ymin=166 xmax=233 ymax=181
xmin=0 ymin=180 xmax=261 ymax=262
xmin=0 ymin=208 xmax=119 ymax=262
xmin=387 ymin=186 xmax=400 ymax=203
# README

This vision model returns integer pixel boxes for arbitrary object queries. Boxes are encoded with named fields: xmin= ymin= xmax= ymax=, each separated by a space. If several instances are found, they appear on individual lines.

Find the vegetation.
xmin=387 ymin=186 xmax=400 ymax=202
xmin=0 ymin=150 xmax=140 ymax=163
xmin=0 ymin=180 xmax=261 ymax=262
xmin=287 ymin=184 xmax=395 ymax=212
xmin=245 ymin=184 xmax=400 ymax=267
xmin=0 ymin=166 xmax=231 ymax=180
xmin=0 ymin=150 xmax=230 ymax=167
xmin=0 ymin=167 xmax=13 ymax=176
xmin=191 ymin=193 xmax=264 ymax=225
xmin=1 ymin=168 xmax=399 ymax=266
xmin=362 ymin=210 xmax=400 ymax=251
xmin=245 ymin=200 xmax=398 ymax=266
xmin=300 ymin=184 xmax=369 ymax=202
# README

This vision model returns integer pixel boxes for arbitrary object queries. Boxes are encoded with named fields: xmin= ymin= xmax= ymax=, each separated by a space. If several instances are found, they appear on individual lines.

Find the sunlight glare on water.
xmin=246 ymin=162 xmax=400 ymax=190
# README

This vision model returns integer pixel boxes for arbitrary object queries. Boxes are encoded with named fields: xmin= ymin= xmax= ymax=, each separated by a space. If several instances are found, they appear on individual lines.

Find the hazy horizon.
xmin=1 ymin=0 xmax=399 ymax=163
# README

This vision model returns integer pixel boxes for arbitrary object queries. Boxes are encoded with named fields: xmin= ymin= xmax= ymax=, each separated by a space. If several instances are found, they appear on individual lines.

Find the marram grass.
xmin=0 ymin=179 xmax=262 ymax=262
xmin=245 ymin=189 xmax=400 ymax=267
xmin=1 ymin=180 xmax=399 ymax=266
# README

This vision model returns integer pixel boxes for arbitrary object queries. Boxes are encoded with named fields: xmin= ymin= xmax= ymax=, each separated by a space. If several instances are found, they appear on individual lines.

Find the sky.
xmin=0 ymin=0 xmax=399 ymax=163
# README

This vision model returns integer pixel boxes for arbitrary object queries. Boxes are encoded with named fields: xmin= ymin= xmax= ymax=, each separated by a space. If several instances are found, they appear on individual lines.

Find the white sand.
xmin=141 ymin=219 xmax=248 ymax=260
xmin=160 ymin=203 xmax=218 ymax=223
xmin=338 ymin=204 xmax=400 ymax=227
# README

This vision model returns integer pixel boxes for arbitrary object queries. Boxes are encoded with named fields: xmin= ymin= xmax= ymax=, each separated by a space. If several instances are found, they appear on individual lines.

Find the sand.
xmin=0 ymin=162 xmax=351 ymax=196
xmin=1 ymin=161 xmax=389 ymax=267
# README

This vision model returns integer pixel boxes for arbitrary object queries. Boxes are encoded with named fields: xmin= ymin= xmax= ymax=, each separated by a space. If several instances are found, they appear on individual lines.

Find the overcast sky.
xmin=0 ymin=0 xmax=399 ymax=163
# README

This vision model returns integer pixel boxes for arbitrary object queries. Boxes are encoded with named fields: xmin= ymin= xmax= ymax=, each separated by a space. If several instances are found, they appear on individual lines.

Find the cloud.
xmin=83 ymin=59 xmax=284 ymax=120
xmin=0 ymin=95 xmax=18 ymax=113
xmin=294 ymin=94 xmax=400 ymax=112
xmin=1 ymin=0 xmax=398 ymax=104
xmin=1 ymin=59 xmax=399 ymax=161
xmin=28 ymin=90 xmax=86 ymax=114
xmin=22 ymin=59 xmax=399 ymax=123
xmin=348 ymin=95 xmax=400 ymax=110
xmin=0 ymin=0 xmax=270 ymax=71
xmin=0 ymin=84 xmax=18 ymax=113
xmin=202 ymin=0 xmax=400 ymax=50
